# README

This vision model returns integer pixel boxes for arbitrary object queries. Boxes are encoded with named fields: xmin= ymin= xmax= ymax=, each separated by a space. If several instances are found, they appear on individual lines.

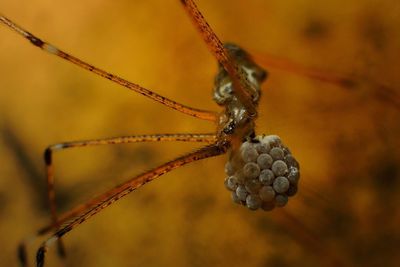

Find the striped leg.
xmin=35 ymin=142 xmax=229 ymax=267
xmin=0 ymin=15 xmax=217 ymax=121
xmin=252 ymin=51 xmax=400 ymax=109
xmin=179 ymin=0 xmax=257 ymax=117
xmin=19 ymin=134 xmax=216 ymax=266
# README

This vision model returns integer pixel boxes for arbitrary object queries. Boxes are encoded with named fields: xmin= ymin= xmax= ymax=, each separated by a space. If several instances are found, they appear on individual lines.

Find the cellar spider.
xmin=1 ymin=1 xmax=399 ymax=267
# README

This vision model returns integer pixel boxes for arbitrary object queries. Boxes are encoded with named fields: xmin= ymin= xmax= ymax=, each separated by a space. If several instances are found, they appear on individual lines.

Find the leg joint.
xmin=44 ymin=147 xmax=52 ymax=165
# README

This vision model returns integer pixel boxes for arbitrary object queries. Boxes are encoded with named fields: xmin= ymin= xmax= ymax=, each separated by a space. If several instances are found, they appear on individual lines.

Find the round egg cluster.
xmin=224 ymin=135 xmax=300 ymax=211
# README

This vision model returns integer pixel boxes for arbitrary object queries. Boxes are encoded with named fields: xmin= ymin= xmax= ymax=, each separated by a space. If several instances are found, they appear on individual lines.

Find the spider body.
xmin=0 ymin=0 xmax=299 ymax=265
xmin=211 ymin=44 xmax=300 ymax=211
xmin=214 ymin=43 xmax=267 ymax=144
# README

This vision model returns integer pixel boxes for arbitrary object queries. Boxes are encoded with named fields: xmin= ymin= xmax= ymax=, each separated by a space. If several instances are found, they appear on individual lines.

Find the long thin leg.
xmin=179 ymin=0 xmax=257 ymax=117
xmin=0 ymin=15 xmax=217 ymax=122
xmin=43 ymin=134 xmax=216 ymax=259
xmin=253 ymin=52 xmax=357 ymax=88
xmin=252 ymin=51 xmax=400 ymax=109
xmin=35 ymin=141 xmax=229 ymax=267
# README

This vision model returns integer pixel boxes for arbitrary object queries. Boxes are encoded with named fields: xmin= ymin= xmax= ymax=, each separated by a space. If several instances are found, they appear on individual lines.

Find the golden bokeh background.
xmin=1 ymin=0 xmax=399 ymax=266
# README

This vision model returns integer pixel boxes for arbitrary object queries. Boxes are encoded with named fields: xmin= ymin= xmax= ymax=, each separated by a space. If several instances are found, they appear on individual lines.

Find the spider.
xmin=1 ymin=1 xmax=399 ymax=267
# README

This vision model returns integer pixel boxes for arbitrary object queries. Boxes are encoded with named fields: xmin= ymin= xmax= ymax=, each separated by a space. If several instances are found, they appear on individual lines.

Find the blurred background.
xmin=0 ymin=0 xmax=399 ymax=266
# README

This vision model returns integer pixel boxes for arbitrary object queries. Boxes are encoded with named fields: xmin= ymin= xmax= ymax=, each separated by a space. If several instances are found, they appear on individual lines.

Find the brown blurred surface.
xmin=1 ymin=0 xmax=399 ymax=266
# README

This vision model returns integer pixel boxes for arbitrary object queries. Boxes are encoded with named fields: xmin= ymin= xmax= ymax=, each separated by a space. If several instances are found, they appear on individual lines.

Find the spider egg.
xmin=273 ymin=176 xmax=290 ymax=193
xmin=259 ymin=186 xmax=275 ymax=202
xmin=241 ymin=144 xmax=258 ymax=162
xmin=286 ymin=185 xmax=298 ymax=197
xmin=236 ymin=185 xmax=248 ymax=201
xmin=231 ymin=191 xmax=241 ymax=204
xmin=271 ymin=160 xmax=288 ymax=176
xmin=257 ymin=153 xmax=273 ymax=169
xmin=224 ymin=176 xmax=238 ymax=191
xmin=246 ymin=194 xmax=262 ymax=210
xmin=259 ymin=169 xmax=274 ymax=185
xmin=224 ymin=162 xmax=235 ymax=176
xmin=269 ymin=147 xmax=284 ymax=160
xmin=275 ymin=194 xmax=288 ymax=207
xmin=224 ymin=135 xmax=300 ymax=212
xmin=255 ymin=142 xmax=270 ymax=154
xmin=285 ymin=154 xmax=299 ymax=169
xmin=243 ymin=162 xmax=261 ymax=179
xmin=287 ymin=167 xmax=300 ymax=184
xmin=245 ymin=179 xmax=262 ymax=194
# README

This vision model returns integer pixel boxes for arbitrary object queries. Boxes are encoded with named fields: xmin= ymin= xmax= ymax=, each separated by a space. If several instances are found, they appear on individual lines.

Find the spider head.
xmin=213 ymin=43 xmax=267 ymax=106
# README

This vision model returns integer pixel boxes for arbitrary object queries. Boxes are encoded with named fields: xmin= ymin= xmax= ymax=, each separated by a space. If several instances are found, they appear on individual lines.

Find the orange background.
xmin=0 ymin=0 xmax=399 ymax=266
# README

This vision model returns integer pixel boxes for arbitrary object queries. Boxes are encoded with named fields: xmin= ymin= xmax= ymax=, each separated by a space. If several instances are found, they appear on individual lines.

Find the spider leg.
xmin=19 ymin=133 xmax=216 ymax=266
xmin=44 ymin=134 xmax=216 ymax=257
xmin=179 ymin=0 xmax=257 ymax=117
xmin=35 ymin=141 xmax=229 ymax=267
xmin=252 ymin=52 xmax=357 ymax=88
xmin=0 ymin=15 xmax=218 ymax=121
xmin=252 ymin=51 xmax=400 ymax=110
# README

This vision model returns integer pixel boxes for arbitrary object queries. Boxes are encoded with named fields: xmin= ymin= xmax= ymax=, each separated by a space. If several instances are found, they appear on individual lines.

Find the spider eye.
xmin=255 ymin=69 xmax=267 ymax=82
